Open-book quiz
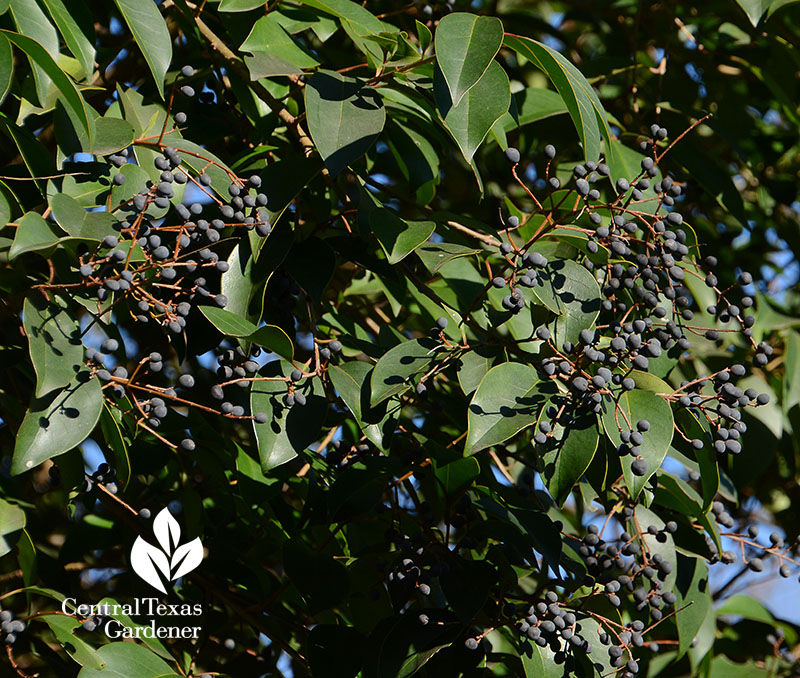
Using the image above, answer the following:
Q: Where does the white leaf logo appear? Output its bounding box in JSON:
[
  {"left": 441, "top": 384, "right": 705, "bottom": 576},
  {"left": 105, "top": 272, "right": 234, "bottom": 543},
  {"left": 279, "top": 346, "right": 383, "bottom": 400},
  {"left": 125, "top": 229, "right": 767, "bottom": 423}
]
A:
[{"left": 130, "top": 508, "right": 204, "bottom": 592}]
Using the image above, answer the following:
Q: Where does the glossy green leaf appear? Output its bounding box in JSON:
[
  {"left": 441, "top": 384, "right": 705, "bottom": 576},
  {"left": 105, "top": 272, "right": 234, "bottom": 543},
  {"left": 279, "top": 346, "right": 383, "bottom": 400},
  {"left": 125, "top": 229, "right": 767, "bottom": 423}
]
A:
[
  {"left": 434, "top": 12, "right": 503, "bottom": 107},
  {"left": 601, "top": 371, "right": 674, "bottom": 498},
  {"left": 635, "top": 505, "right": 677, "bottom": 590},
  {"left": 200, "top": 306, "right": 258, "bottom": 337},
  {"left": 0, "top": 34, "right": 13, "bottom": 104},
  {"left": 434, "top": 59, "right": 510, "bottom": 164},
  {"left": 23, "top": 294, "right": 83, "bottom": 398},
  {"left": 370, "top": 338, "right": 439, "bottom": 406},
  {"left": 219, "top": 0, "right": 265, "bottom": 9},
  {"left": 241, "top": 14, "right": 320, "bottom": 77},
  {"left": 501, "top": 87, "right": 568, "bottom": 132},
  {"left": 784, "top": 330, "right": 800, "bottom": 412},
  {"left": 305, "top": 70, "right": 385, "bottom": 175},
  {"left": 298, "top": 0, "right": 384, "bottom": 37},
  {"left": 9, "top": 211, "right": 63, "bottom": 260},
  {"left": 528, "top": 258, "right": 602, "bottom": 344},
  {"left": 201, "top": 307, "right": 294, "bottom": 361},
  {"left": 0, "top": 497, "right": 25, "bottom": 557},
  {"left": 9, "top": 0, "right": 59, "bottom": 105},
  {"left": 49, "top": 193, "right": 118, "bottom": 240},
  {"left": 456, "top": 346, "right": 503, "bottom": 396},
  {"left": 92, "top": 116, "right": 135, "bottom": 155},
  {"left": 76, "top": 642, "right": 178, "bottom": 677},
  {"left": 41, "top": 0, "right": 95, "bottom": 81},
  {"left": 434, "top": 456, "right": 480, "bottom": 495},
  {"left": 503, "top": 34, "right": 616, "bottom": 164},
  {"left": 329, "top": 361, "right": 396, "bottom": 448},
  {"left": 416, "top": 19, "right": 431, "bottom": 53},
  {"left": 466, "top": 363, "right": 551, "bottom": 455},
  {"left": 369, "top": 208, "right": 434, "bottom": 264},
  {"left": 41, "top": 614, "right": 104, "bottom": 669},
  {"left": 1, "top": 29, "right": 93, "bottom": 144},
  {"left": 248, "top": 325, "right": 294, "bottom": 362},
  {"left": 541, "top": 413, "right": 599, "bottom": 506},
  {"left": 674, "top": 555, "right": 711, "bottom": 657},
  {"left": 251, "top": 361, "right": 327, "bottom": 471},
  {"left": 11, "top": 371, "right": 103, "bottom": 475},
  {"left": 416, "top": 241, "right": 481, "bottom": 274},
  {"left": 112, "top": 0, "right": 172, "bottom": 94}
]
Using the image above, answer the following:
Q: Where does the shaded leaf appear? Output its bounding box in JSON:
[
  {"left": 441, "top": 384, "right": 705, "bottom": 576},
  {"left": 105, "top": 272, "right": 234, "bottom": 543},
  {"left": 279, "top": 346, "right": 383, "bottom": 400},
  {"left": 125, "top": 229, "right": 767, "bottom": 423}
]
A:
[
  {"left": 434, "top": 60, "right": 510, "bottom": 164},
  {"left": 23, "top": 294, "right": 83, "bottom": 398},
  {"left": 466, "top": 363, "right": 551, "bottom": 455},
  {"left": 370, "top": 208, "right": 434, "bottom": 264},
  {"left": 11, "top": 371, "right": 103, "bottom": 475},
  {"left": 251, "top": 361, "right": 327, "bottom": 471},
  {"left": 305, "top": 70, "right": 385, "bottom": 175},
  {"left": 112, "top": 0, "right": 172, "bottom": 94},
  {"left": 434, "top": 12, "right": 503, "bottom": 106}
]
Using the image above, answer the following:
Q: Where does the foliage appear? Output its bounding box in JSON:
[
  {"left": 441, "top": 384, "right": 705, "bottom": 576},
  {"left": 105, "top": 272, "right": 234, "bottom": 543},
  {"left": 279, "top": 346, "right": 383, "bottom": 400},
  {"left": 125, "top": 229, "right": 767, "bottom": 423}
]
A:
[{"left": 1, "top": 0, "right": 800, "bottom": 677}]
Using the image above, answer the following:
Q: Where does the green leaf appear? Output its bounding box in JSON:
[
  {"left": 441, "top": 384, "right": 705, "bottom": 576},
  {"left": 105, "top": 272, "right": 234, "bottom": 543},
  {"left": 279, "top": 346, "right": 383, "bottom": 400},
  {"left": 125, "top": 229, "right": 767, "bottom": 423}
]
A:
[
  {"left": 0, "top": 111, "right": 54, "bottom": 196},
  {"left": 369, "top": 208, "right": 434, "bottom": 264},
  {"left": 541, "top": 413, "right": 599, "bottom": 506},
  {"left": 456, "top": 346, "right": 503, "bottom": 396},
  {"left": 434, "top": 59, "right": 510, "bottom": 164},
  {"left": 200, "top": 306, "right": 258, "bottom": 337},
  {"left": 434, "top": 456, "right": 480, "bottom": 495},
  {"left": 200, "top": 307, "right": 294, "bottom": 361},
  {"left": 434, "top": 12, "right": 503, "bottom": 107},
  {"left": 501, "top": 87, "right": 568, "bottom": 132},
  {"left": 634, "top": 505, "right": 677, "bottom": 590},
  {"left": 329, "top": 362, "right": 396, "bottom": 448},
  {"left": 305, "top": 70, "right": 386, "bottom": 175},
  {"left": 529, "top": 258, "right": 601, "bottom": 344},
  {"left": 674, "top": 555, "right": 711, "bottom": 658},
  {"left": 248, "top": 325, "right": 294, "bottom": 362},
  {"left": 503, "top": 34, "right": 614, "bottom": 163},
  {"left": 9, "top": 211, "right": 63, "bottom": 260},
  {"left": 601, "top": 372, "right": 674, "bottom": 497},
  {"left": 465, "top": 363, "right": 551, "bottom": 455},
  {"left": 40, "top": 0, "right": 95, "bottom": 81},
  {"left": 298, "top": 0, "right": 384, "bottom": 37},
  {"left": 241, "top": 14, "right": 320, "bottom": 77},
  {"left": 735, "top": 0, "right": 770, "bottom": 24},
  {"left": 0, "top": 34, "right": 13, "bottom": 104},
  {"left": 112, "top": 0, "right": 172, "bottom": 94},
  {"left": 783, "top": 330, "right": 800, "bottom": 412},
  {"left": 9, "top": 0, "right": 59, "bottom": 105},
  {"left": 40, "top": 614, "right": 104, "bottom": 669},
  {"left": 416, "top": 20, "right": 431, "bottom": 53},
  {"left": 11, "top": 371, "right": 103, "bottom": 475},
  {"left": 1, "top": 29, "right": 94, "bottom": 144},
  {"left": 49, "top": 193, "right": 118, "bottom": 240},
  {"left": 0, "top": 497, "right": 25, "bottom": 557},
  {"left": 251, "top": 361, "right": 327, "bottom": 471},
  {"left": 23, "top": 294, "right": 83, "bottom": 398},
  {"left": 370, "top": 338, "right": 439, "bottom": 406},
  {"left": 219, "top": 0, "right": 265, "bottom": 9},
  {"left": 416, "top": 241, "right": 481, "bottom": 274},
  {"left": 76, "top": 642, "right": 178, "bottom": 677},
  {"left": 92, "top": 116, "right": 135, "bottom": 155}
]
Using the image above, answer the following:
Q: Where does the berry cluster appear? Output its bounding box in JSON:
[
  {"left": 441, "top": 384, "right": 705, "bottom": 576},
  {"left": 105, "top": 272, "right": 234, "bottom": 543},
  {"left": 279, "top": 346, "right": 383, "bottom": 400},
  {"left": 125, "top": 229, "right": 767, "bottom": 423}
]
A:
[{"left": 0, "top": 610, "right": 25, "bottom": 646}]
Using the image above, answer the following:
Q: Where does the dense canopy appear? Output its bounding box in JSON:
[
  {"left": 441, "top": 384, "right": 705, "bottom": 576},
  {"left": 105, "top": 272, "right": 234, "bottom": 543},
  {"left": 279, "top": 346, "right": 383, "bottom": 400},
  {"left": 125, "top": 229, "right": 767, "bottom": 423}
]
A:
[{"left": 1, "top": 0, "right": 800, "bottom": 677}]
